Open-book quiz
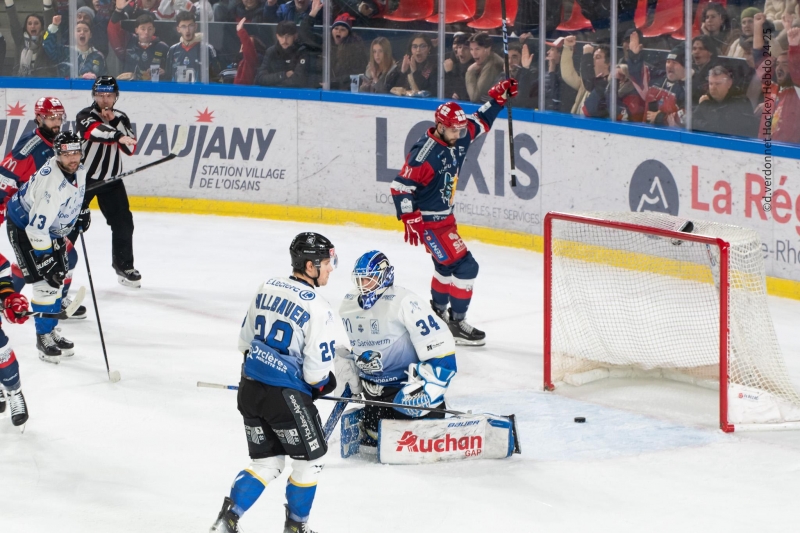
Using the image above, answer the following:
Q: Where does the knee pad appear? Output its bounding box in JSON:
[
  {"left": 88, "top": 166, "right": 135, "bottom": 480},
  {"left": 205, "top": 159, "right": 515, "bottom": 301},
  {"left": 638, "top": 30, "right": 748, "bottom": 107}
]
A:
[
  {"left": 289, "top": 456, "right": 325, "bottom": 486},
  {"left": 245, "top": 456, "right": 285, "bottom": 486},
  {"left": 453, "top": 252, "right": 479, "bottom": 280},
  {"left": 32, "top": 281, "right": 60, "bottom": 305}
]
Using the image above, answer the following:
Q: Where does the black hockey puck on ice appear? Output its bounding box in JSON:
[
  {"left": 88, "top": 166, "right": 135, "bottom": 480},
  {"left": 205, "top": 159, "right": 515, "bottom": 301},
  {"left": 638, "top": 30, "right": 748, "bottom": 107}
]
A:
[{"left": 574, "top": 417, "right": 586, "bottom": 423}]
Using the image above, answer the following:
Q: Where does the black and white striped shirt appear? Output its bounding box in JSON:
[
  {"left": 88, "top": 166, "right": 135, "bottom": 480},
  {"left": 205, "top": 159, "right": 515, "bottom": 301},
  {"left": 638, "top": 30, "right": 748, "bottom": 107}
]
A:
[{"left": 75, "top": 103, "right": 136, "bottom": 182}]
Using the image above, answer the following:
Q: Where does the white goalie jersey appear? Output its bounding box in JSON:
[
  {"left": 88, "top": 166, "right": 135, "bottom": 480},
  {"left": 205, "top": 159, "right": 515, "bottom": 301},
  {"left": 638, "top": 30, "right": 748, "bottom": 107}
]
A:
[{"left": 338, "top": 285, "right": 456, "bottom": 388}]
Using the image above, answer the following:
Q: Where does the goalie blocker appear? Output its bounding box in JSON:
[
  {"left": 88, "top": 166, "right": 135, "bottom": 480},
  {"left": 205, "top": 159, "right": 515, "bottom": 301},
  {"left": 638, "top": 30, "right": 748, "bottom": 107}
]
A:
[{"left": 340, "top": 408, "right": 520, "bottom": 464}]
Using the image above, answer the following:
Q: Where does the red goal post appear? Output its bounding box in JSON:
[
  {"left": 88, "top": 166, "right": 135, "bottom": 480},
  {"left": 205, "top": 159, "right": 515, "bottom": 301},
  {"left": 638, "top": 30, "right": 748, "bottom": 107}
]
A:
[{"left": 543, "top": 211, "right": 800, "bottom": 432}]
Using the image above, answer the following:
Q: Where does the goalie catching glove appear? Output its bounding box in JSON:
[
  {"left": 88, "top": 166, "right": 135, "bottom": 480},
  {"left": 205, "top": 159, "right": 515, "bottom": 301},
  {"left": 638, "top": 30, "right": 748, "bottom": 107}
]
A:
[{"left": 393, "top": 362, "right": 456, "bottom": 417}]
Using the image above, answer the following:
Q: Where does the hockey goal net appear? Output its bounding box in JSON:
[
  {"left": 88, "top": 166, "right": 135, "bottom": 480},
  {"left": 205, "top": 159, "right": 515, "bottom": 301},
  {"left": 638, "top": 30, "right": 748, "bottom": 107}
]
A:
[{"left": 544, "top": 211, "right": 800, "bottom": 431}]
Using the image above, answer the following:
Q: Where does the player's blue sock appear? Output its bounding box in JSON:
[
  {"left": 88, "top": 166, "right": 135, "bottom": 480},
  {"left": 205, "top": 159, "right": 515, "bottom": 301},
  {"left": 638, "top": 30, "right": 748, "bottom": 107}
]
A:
[
  {"left": 32, "top": 301, "right": 60, "bottom": 335},
  {"left": 285, "top": 477, "right": 317, "bottom": 522},
  {"left": 228, "top": 469, "right": 267, "bottom": 516},
  {"left": 0, "top": 329, "right": 20, "bottom": 390}
]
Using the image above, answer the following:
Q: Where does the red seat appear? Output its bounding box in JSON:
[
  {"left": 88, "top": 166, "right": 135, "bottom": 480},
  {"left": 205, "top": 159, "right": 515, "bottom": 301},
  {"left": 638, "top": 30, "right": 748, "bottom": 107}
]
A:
[
  {"left": 634, "top": 0, "right": 648, "bottom": 29},
  {"left": 425, "top": 0, "right": 477, "bottom": 24},
  {"left": 467, "top": 0, "right": 518, "bottom": 29},
  {"left": 383, "top": 0, "right": 435, "bottom": 21},
  {"left": 672, "top": 0, "right": 727, "bottom": 40},
  {"left": 555, "top": 0, "right": 594, "bottom": 32},
  {"left": 640, "top": 0, "right": 683, "bottom": 37}
]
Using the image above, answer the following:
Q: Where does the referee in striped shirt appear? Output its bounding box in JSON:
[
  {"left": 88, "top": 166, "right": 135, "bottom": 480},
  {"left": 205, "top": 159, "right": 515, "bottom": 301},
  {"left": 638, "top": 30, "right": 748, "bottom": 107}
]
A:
[{"left": 72, "top": 76, "right": 142, "bottom": 288}]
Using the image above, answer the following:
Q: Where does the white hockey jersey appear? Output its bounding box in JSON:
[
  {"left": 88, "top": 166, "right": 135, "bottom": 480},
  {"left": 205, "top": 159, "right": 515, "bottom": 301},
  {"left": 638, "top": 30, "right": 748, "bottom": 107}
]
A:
[
  {"left": 338, "top": 285, "right": 456, "bottom": 388},
  {"left": 6, "top": 155, "right": 86, "bottom": 252},
  {"left": 239, "top": 276, "right": 350, "bottom": 394}
]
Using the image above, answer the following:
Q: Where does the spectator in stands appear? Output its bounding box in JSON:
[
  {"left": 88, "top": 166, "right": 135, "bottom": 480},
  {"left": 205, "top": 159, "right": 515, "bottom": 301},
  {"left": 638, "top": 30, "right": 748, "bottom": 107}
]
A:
[
  {"left": 165, "top": 10, "right": 221, "bottom": 81},
  {"left": 392, "top": 33, "right": 437, "bottom": 95},
  {"left": 727, "top": 7, "right": 759, "bottom": 58},
  {"left": 444, "top": 32, "right": 473, "bottom": 101},
  {"left": 692, "top": 36, "right": 719, "bottom": 104},
  {"left": 505, "top": 41, "right": 538, "bottom": 109},
  {"left": 109, "top": 12, "right": 169, "bottom": 80},
  {"left": 466, "top": 32, "right": 503, "bottom": 103},
  {"left": 616, "top": 64, "right": 645, "bottom": 121},
  {"left": 765, "top": 0, "right": 799, "bottom": 33},
  {"left": 561, "top": 36, "right": 611, "bottom": 117},
  {"left": 43, "top": 15, "right": 106, "bottom": 78},
  {"left": 544, "top": 38, "right": 571, "bottom": 112},
  {"left": 693, "top": 66, "right": 758, "bottom": 137},
  {"left": 299, "top": 3, "right": 365, "bottom": 91},
  {"left": 628, "top": 33, "right": 686, "bottom": 126},
  {"left": 215, "top": 0, "right": 265, "bottom": 22},
  {"left": 701, "top": 3, "right": 738, "bottom": 57},
  {"left": 264, "top": 0, "right": 321, "bottom": 25},
  {"left": 752, "top": 24, "right": 800, "bottom": 142},
  {"left": 2, "top": 0, "right": 56, "bottom": 77},
  {"left": 360, "top": 37, "right": 400, "bottom": 94},
  {"left": 255, "top": 20, "right": 308, "bottom": 87},
  {"left": 356, "top": 0, "right": 391, "bottom": 19},
  {"left": 114, "top": 0, "right": 160, "bottom": 19},
  {"left": 158, "top": 0, "right": 213, "bottom": 21},
  {"left": 232, "top": 17, "right": 266, "bottom": 84}
]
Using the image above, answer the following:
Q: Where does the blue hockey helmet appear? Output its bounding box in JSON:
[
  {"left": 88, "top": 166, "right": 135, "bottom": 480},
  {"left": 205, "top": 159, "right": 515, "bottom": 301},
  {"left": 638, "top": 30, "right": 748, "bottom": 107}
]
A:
[{"left": 352, "top": 251, "right": 394, "bottom": 307}]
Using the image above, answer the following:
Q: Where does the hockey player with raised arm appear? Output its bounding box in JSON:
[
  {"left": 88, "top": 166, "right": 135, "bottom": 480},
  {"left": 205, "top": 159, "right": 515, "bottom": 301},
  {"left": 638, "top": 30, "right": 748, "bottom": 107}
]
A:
[
  {"left": 337, "top": 250, "right": 457, "bottom": 445},
  {"left": 6, "top": 131, "right": 89, "bottom": 363},
  {"left": 210, "top": 232, "right": 350, "bottom": 533},
  {"left": 0, "top": 97, "right": 85, "bottom": 320},
  {"left": 390, "top": 78, "right": 518, "bottom": 346}
]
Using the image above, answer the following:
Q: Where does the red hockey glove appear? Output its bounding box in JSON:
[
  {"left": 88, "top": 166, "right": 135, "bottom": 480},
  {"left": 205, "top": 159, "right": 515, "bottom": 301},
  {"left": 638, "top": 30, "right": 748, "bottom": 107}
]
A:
[
  {"left": 3, "top": 292, "right": 29, "bottom": 324},
  {"left": 488, "top": 78, "right": 519, "bottom": 106},
  {"left": 401, "top": 211, "right": 425, "bottom": 246}
]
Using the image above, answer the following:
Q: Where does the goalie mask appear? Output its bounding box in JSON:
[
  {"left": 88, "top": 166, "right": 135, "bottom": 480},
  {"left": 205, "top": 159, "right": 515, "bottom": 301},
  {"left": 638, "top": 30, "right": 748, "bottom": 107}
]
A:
[{"left": 352, "top": 250, "right": 394, "bottom": 310}]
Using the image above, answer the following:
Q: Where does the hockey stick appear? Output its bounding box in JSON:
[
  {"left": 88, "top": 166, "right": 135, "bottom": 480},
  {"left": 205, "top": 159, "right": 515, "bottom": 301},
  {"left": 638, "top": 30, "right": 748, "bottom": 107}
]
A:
[
  {"left": 501, "top": 0, "right": 518, "bottom": 188},
  {"left": 322, "top": 383, "right": 352, "bottom": 441},
  {"left": 79, "top": 232, "right": 120, "bottom": 383},
  {"left": 21, "top": 286, "right": 86, "bottom": 318},
  {"left": 86, "top": 125, "right": 189, "bottom": 193}
]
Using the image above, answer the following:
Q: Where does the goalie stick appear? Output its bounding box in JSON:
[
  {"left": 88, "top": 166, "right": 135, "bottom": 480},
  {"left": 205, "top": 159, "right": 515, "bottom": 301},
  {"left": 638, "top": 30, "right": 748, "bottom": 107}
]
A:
[
  {"left": 197, "top": 381, "right": 521, "bottom": 453},
  {"left": 86, "top": 125, "right": 189, "bottom": 193},
  {"left": 21, "top": 286, "right": 86, "bottom": 318}
]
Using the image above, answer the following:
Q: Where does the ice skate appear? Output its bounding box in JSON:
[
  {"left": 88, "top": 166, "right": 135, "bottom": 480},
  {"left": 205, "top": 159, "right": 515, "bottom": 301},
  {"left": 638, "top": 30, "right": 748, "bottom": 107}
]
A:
[
  {"left": 8, "top": 389, "right": 28, "bottom": 428},
  {"left": 447, "top": 309, "right": 486, "bottom": 346},
  {"left": 58, "top": 296, "right": 87, "bottom": 320},
  {"left": 284, "top": 505, "right": 318, "bottom": 533},
  {"left": 37, "top": 333, "right": 61, "bottom": 364},
  {"left": 113, "top": 263, "right": 142, "bottom": 289},
  {"left": 50, "top": 328, "right": 75, "bottom": 357},
  {"left": 0, "top": 390, "right": 5, "bottom": 415},
  {"left": 209, "top": 497, "right": 240, "bottom": 533}
]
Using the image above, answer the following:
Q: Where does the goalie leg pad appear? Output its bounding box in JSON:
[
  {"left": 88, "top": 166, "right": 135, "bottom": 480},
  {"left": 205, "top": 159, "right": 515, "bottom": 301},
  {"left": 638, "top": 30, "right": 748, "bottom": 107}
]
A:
[{"left": 377, "top": 414, "right": 516, "bottom": 464}]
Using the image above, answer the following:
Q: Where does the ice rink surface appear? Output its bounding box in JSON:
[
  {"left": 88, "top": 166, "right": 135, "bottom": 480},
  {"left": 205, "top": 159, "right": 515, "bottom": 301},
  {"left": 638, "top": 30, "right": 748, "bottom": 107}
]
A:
[{"left": 2, "top": 212, "right": 800, "bottom": 532}]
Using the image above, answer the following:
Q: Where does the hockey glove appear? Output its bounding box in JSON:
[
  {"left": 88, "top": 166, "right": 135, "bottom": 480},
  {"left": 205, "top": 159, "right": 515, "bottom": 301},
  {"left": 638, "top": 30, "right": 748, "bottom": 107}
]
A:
[
  {"left": 401, "top": 211, "right": 424, "bottom": 247},
  {"left": 488, "top": 78, "right": 519, "bottom": 106},
  {"left": 311, "top": 371, "right": 337, "bottom": 401},
  {"left": 76, "top": 207, "right": 91, "bottom": 232},
  {"left": 3, "top": 292, "right": 29, "bottom": 324},
  {"left": 34, "top": 251, "right": 66, "bottom": 289},
  {"left": 393, "top": 362, "right": 455, "bottom": 417}
]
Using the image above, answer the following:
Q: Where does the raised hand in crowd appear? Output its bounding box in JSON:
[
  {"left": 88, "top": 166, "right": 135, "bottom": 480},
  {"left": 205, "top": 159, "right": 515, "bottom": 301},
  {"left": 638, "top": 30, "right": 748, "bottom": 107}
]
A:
[
  {"left": 401, "top": 53, "right": 411, "bottom": 73},
  {"left": 583, "top": 43, "right": 594, "bottom": 55},
  {"left": 52, "top": 14, "right": 61, "bottom": 26},
  {"left": 521, "top": 44, "right": 533, "bottom": 69},
  {"left": 443, "top": 57, "right": 454, "bottom": 73},
  {"left": 782, "top": 11, "right": 796, "bottom": 32},
  {"left": 564, "top": 35, "right": 576, "bottom": 49},
  {"left": 115, "top": 0, "right": 127, "bottom": 12},
  {"left": 267, "top": 0, "right": 278, "bottom": 5},
  {"left": 789, "top": 26, "right": 800, "bottom": 46},
  {"left": 629, "top": 29, "right": 642, "bottom": 55},
  {"left": 309, "top": 0, "right": 322, "bottom": 18}
]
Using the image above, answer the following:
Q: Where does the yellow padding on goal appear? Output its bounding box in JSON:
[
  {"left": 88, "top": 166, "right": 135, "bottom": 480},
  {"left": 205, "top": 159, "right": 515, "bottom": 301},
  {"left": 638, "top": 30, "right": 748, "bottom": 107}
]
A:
[{"left": 85, "top": 196, "right": 800, "bottom": 301}]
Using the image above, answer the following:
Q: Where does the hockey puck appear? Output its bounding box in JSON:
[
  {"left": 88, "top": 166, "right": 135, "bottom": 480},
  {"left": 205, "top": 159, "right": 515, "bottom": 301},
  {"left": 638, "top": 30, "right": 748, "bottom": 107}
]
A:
[
  {"left": 574, "top": 417, "right": 586, "bottom": 423},
  {"left": 109, "top": 370, "right": 121, "bottom": 383}
]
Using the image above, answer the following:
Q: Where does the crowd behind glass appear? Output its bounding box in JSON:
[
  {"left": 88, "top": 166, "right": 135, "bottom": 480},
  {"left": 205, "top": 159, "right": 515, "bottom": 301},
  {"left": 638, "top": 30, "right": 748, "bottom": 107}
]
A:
[{"left": 2, "top": 0, "right": 796, "bottom": 142}]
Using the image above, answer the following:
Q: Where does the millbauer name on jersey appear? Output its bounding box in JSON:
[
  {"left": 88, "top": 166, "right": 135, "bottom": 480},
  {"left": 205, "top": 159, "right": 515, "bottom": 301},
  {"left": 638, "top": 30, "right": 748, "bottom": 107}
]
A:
[
  {"left": 6, "top": 156, "right": 86, "bottom": 252},
  {"left": 339, "top": 285, "right": 456, "bottom": 387},
  {"left": 239, "top": 276, "right": 350, "bottom": 395}
]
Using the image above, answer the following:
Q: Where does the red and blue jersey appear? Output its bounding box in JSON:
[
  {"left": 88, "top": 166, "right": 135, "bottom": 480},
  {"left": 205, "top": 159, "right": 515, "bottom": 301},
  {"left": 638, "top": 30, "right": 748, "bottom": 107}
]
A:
[
  {"left": 0, "top": 130, "right": 54, "bottom": 205},
  {"left": 390, "top": 99, "right": 502, "bottom": 223}
]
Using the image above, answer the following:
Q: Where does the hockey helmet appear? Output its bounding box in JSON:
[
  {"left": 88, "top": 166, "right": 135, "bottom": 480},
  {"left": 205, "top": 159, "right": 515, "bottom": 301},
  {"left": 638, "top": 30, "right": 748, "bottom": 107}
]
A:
[
  {"left": 34, "top": 97, "right": 66, "bottom": 119},
  {"left": 352, "top": 250, "right": 394, "bottom": 309},
  {"left": 92, "top": 76, "right": 120, "bottom": 95},
  {"left": 290, "top": 232, "right": 338, "bottom": 273},
  {"left": 54, "top": 131, "right": 83, "bottom": 156},
  {"left": 434, "top": 102, "right": 468, "bottom": 138}
]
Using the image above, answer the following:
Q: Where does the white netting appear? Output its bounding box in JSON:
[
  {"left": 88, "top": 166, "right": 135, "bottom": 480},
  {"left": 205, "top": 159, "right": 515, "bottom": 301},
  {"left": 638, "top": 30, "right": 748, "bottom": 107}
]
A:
[{"left": 548, "top": 212, "right": 800, "bottom": 424}]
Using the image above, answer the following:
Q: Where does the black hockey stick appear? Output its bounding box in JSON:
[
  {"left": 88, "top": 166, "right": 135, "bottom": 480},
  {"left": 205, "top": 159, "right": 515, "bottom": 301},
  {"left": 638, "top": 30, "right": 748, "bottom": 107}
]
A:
[
  {"left": 80, "top": 231, "right": 120, "bottom": 383},
  {"left": 86, "top": 125, "right": 189, "bottom": 193},
  {"left": 20, "top": 286, "right": 86, "bottom": 318},
  {"left": 501, "top": 0, "right": 518, "bottom": 188}
]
